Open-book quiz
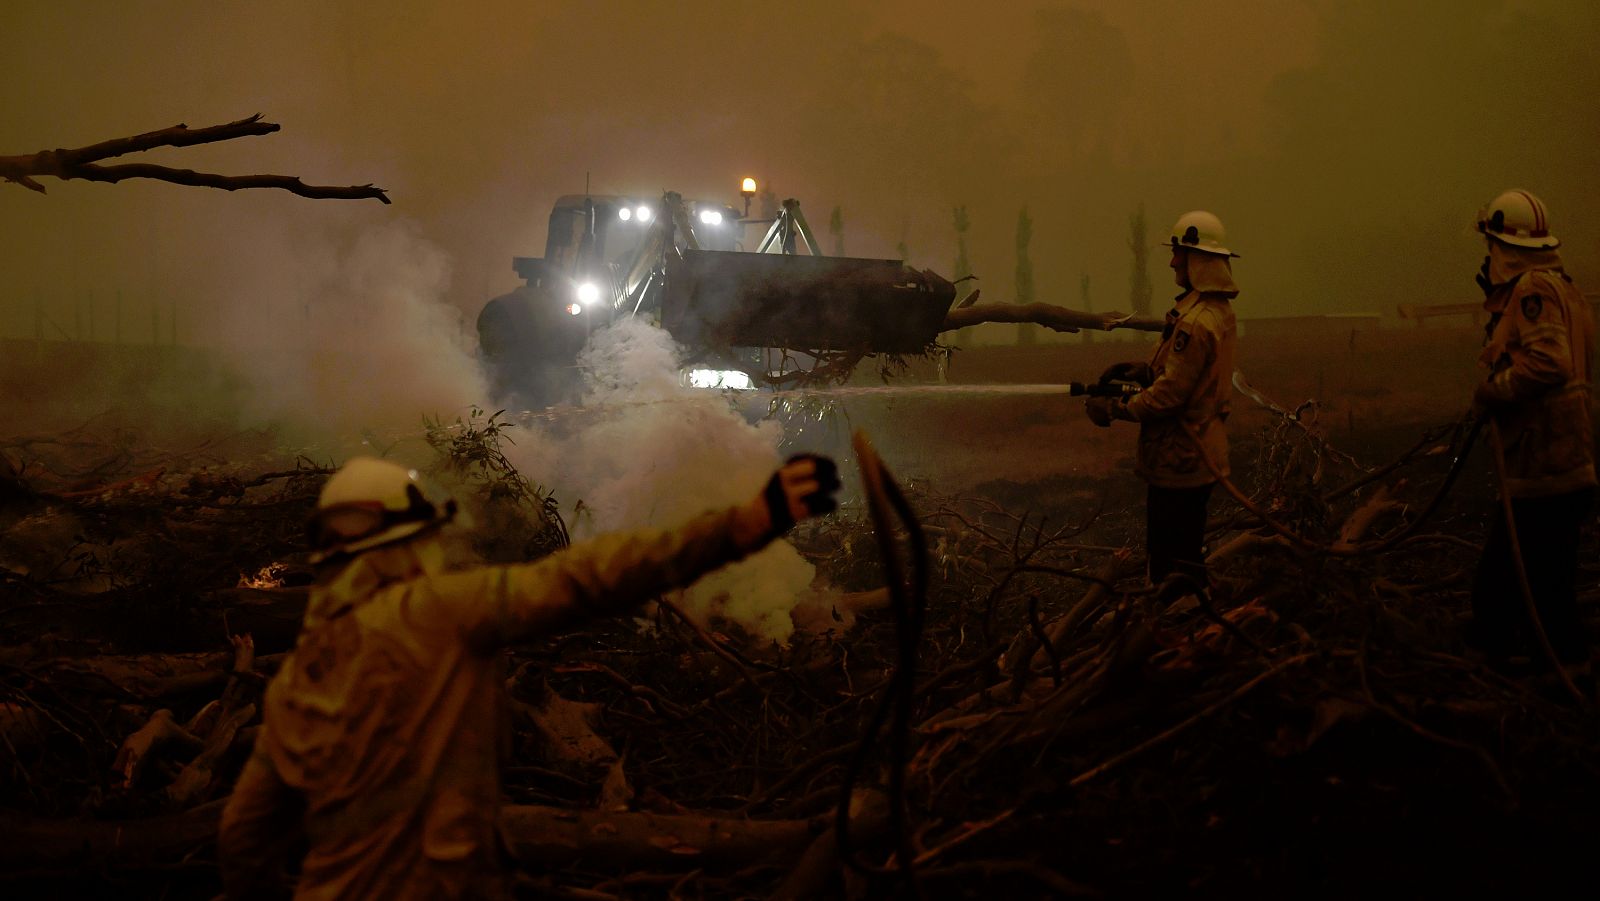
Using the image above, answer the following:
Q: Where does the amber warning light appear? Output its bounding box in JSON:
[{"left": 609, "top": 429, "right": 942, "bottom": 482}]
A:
[{"left": 739, "top": 177, "right": 758, "bottom": 216}]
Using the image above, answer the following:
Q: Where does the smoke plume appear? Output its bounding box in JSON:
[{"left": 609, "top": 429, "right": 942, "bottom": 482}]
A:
[
  {"left": 209, "top": 219, "right": 487, "bottom": 435},
  {"left": 504, "top": 318, "right": 818, "bottom": 645}
]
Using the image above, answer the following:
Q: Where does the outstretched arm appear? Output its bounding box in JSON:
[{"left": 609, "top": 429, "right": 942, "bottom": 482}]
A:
[{"left": 446, "top": 456, "right": 841, "bottom": 651}]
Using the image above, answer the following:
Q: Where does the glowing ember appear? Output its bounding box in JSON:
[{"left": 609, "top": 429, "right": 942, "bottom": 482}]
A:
[{"left": 238, "top": 562, "right": 287, "bottom": 589}]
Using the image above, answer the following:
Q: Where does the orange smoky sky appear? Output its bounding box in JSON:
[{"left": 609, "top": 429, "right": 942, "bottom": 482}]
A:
[{"left": 1, "top": 0, "right": 1595, "bottom": 344}]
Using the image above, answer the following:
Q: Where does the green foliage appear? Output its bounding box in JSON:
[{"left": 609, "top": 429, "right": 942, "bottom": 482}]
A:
[{"left": 424, "top": 407, "right": 568, "bottom": 564}]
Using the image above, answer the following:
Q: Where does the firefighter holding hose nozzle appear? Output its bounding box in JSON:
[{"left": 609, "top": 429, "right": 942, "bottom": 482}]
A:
[
  {"left": 219, "top": 454, "right": 841, "bottom": 900},
  {"left": 1083, "top": 210, "right": 1240, "bottom": 590},
  {"left": 1466, "top": 189, "right": 1595, "bottom": 672}
]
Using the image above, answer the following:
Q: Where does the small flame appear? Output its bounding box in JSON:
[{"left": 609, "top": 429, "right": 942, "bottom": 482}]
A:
[{"left": 239, "top": 562, "right": 287, "bottom": 589}]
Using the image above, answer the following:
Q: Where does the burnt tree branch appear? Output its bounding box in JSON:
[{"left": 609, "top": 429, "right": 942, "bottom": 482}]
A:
[
  {"left": 941, "top": 303, "right": 1163, "bottom": 335},
  {"left": 0, "top": 114, "right": 389, "bottom": 203}
]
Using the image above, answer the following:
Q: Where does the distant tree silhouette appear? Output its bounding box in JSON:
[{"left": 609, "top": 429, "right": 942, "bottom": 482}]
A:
[
  {"left": 828, "top": 206, "right": 845, "bottom": 256},
  {"left": 1128, "top": 203, "right": 1152, "bottom": 317},
  {"left": 951, "top": 205, "right": 973, "bottom": 346},
  {"left": 1081, "top": 275, "right": 1097, "bottom": 344},
  {"left": 1014, "top": 207, "right": 1037, "bottom": 346},
  {"left": 952, "top": 205, "right": 971, "bottom": 281}
]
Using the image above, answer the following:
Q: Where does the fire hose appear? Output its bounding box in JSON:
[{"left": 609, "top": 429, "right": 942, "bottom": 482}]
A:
[
  {"left": 1486, "top": 422, "right": 1587, "bottom": 704},
  {"left": 1185, "top": 415, "right": 1484, "bottom": 558},
  {"left": 1064, "top": 380, "right": 1144, "bottom": 399},
  {"left": 1084, "top": 377, "right": 1581, "bottom": 703},
  {"left": 836, "top": 430, "right": 929, "bottom": 888},
  {"left": 1169, "top": 414, "right": 1585, "bottom": 703},
  {"left": 1071, "top": 377, "right": 1482, "bottom": 558}
]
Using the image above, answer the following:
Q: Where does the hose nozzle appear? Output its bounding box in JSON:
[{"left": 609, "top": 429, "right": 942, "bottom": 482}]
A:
[{"left": 1066, "top": 381, "right": 1143, "bottom": 398}]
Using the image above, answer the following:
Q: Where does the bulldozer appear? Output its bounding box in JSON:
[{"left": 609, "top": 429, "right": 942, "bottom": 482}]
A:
[{"left": 476, "top": 180, "right": 957, "bottom": 407}]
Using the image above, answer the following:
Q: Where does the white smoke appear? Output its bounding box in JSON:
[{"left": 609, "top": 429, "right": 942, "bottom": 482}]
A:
[
  {"left": 210, "top": 219, "right": 486, "bottom": 434},
  {"left": 198, "top": 214, "right": 819, "bottom": 642},
  {"left": 505, "top": 318, "right": 819, "bottom": 645}
]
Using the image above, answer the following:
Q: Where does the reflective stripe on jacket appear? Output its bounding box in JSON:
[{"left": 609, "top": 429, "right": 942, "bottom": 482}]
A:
[{"left": 1479, "top": 269, "right": 1596, "bottom": 498}]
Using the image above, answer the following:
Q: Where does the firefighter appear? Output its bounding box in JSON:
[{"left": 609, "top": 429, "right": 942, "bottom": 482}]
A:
[
  {"left": 1085, "top": 210, "right": 1239, "bottom": 589},
  {"left": 219, "top": 454, "right": 841, "bottom": 900},
  {"left": 1467, "top": 189, "right": 1595, "bottom": 668}
]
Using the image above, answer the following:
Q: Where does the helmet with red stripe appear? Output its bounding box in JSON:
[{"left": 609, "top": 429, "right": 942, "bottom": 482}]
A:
[{"left": 1477, "top": 189, "right": 1560, "bottom": 250}]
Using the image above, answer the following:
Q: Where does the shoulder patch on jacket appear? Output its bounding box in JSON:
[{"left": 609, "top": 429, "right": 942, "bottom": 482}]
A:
[
  {"left": 1521, "top": 294, "right": 1543, "bottom": 321},
  {"left": 1173, "top": 329, "right": 1191, "bottom": 352}
]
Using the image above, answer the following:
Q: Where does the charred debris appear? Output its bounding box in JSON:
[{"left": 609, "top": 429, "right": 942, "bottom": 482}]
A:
[{"left": 1, "top": 395, "right": 1597, "bottom": 899}]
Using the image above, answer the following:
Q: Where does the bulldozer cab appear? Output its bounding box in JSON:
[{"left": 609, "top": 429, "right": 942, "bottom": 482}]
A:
[
  {"left": 516, "top": 194, "right": 743, "bottom": 307},
  {"left": 482, "top": 188, "right": 957, "bottom": 407}
]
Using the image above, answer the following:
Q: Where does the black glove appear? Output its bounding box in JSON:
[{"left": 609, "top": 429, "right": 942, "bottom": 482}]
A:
[
  {"left": 1085, "top": 396, "right": 1116, "bottom": 427},
  {"left": 1099, "top": 361, "right": 1154, "bottom": 387},
  {"left": 762, "top": 454, "right": 841, "bottom": 539}
]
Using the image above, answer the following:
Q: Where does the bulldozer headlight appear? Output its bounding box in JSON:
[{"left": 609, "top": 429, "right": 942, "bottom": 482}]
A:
[
  {"left": 564, "top": 303, "right": 582, "bottom": 316},
  {"left": 575, "top": 282, "right": 601, "bottom": 305},
  {"left": 635, "top": 205, "right": 653, "bottom": 222},
  {"left": 618, "top": 207, "right": 632, "bottom": 221},
  {"left": 688, "top": 369, "right": 754, "bottom": 390},
  {"left": 698, "top": 209, "right": 723, "bottom": 226}
]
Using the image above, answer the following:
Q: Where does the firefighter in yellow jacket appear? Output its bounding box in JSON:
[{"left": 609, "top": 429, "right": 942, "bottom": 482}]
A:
[
  {"left": 219, "top": 454, "right": 840, "bottom": 900},
  {"left": 1468, "top": 189, "right": 1596, "bottom": 667},
  {"left": 1086, "top": 210, "right": 1239, "bottom": 588}
]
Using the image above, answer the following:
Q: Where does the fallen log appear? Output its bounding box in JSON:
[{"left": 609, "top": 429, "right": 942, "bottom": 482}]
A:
[
  {"left": 165, "top": 703, "right": 256, "bottom": 808},
  {"left": 209, "top": 586, "right": 310, "bottom": 652},
  {"left": 25, "top": 649, "right": 286, "bottom": 701},
  {"left": 0, "top": 799, "right": 231, "bottom": 871},
  {"left": 111, "top": 708, "right": 203, "bottom": 789},
  {"left": 499, "top": 805, "right": 825, "bottom": 870},
  {"left": 770, "top": 789, "right": 890, "bottom": 901},
  {"left": 1333, "top": 481, "right": 1404, "bottom": 551},
  {"left": 0, "top": 801, "right": 830, "bottom": 874}
]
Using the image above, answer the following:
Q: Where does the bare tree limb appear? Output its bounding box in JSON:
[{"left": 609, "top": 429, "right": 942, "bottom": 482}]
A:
[
  {"left": 941, "top": 303, "right": 1163, "bottom": 335},
  {"left": 0, "top": 114, "right": 389, "bottom": 203}
]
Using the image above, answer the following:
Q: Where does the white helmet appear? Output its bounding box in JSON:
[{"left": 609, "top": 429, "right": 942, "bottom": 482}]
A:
[
  {"left": 1167, "top": 210, "right": 1238, "bottom": 258},
  {"left": 1477, "top": 189, "right": 1560, "bottom": 249},
  {"left": 307, "top": 457, "right": 457, "bottom": 563}
]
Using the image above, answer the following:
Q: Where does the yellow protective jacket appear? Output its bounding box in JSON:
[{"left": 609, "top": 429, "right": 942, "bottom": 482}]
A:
[
  {"left": 1478, "top": 257, "right": 1596, "bottom": 499},
  {"left": 219, "top": 507, "right": 748, "bottom": 901},
  {"left": 1116, "top": 284, "right": 1238, "bottom": 488}
]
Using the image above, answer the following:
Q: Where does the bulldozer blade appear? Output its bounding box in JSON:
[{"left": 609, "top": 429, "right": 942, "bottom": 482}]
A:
[{"left": 661, "top": 250, "right": 956, "bottom": 354}]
